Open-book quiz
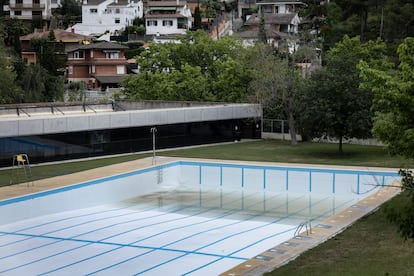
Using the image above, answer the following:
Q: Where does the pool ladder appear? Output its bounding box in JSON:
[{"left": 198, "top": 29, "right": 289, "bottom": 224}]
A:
[{"left": 294, "top": 220, "right": 312, "bottom": 237}]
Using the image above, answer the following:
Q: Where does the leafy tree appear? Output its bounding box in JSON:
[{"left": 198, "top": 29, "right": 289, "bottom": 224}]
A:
[
  {"left": 322, "top": 0, "right": 414, "bottom": 55},
  {"left": 0, "top": 24, "right": 24, "bottom": 103},
  {"left": 258, "top": 13, "right": 267, "bottom": 44},
  {"left": 122, "top": 64, "right": 211, "bottom": 101},
  {"left": 30, "top": 33, "right": 67, "bottom": 76},
  {"left": 212, "top": 57, "right": 252, "bottom": 102},
  {"left": 361, "top": 38, "right": 414, "bottom": 241},
  {"left": 382, "top": 0, "right": 414, "bottom": 53},
  {"left": 15, "top": 62, "right": 64, "bottom": 102},
  {"left": 53, "top": 0, "right": 82, "bottom": 28},
  {"left": 358, "top": 37, "right": 414, "bottom": 158},
  {"left": 122, "top": 30, "right": 249, "bottom": 103},
  {"left": 193, "top": 6, "right": 203, "bottom": 30},
  {"left": 66, "top": 81, "right": 86, "bottom": 101},
  {"left": 298, "top": 36, "right": 387, "bottom": 152},
  {"left": 202, "top": 0, "right": 222, "bottom": 32},
  {"left": 246, "top": 44, "right": 301, "bottom": 144},
  {"left": 2, "top": 18, "right": 30, "bottom": 55}
]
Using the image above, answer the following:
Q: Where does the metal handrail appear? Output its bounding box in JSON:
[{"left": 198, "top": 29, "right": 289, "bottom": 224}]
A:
[{"left": 294, "top": 220, "right": 312, "bottom": 237}]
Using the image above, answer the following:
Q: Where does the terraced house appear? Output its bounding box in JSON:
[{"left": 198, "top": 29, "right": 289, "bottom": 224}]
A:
[
  {"left": 145, "top": 0, "right": 192, "bottom": 37},
  {"left": 66, "top": 41, "right": 128, "bottom": 90}
]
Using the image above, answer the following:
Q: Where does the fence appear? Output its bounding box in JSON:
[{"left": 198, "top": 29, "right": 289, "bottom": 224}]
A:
[{"left": 262, "top": 119, "right": 290, "bottom": 134}]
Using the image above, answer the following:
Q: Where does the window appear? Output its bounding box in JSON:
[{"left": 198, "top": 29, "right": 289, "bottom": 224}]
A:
[
  {"left": 14, "top": 10, "right": 22, "bottom": 15},
  {"left": 90, "top": 8, "right": 97, "bottom": 13},
  {"left": 90, "top": 50, "right": 93, "bottom": 58},
  {"left": 33, "top": 0, "right": 40, "bottom": 4},
  {"left": 74, "top": 50, "right": 84, "bottom": 59},
  {"left": 68, "top": 66, "right": 73, "bottom": 74},
  {"left": 147, "top": 20, "right": 157, "bottom": 27},
  {"left": 105, "top": 52, "right": 119, "bottom": 59},
  {"left": 115, "top": 18, "right": 120, "bottom": 24},
  {"left": 117, "top": 65, "right": 125, "bottom": 74},
  {"left": 115, "top": 8, "right": 120, "bottom": 13},
  {"left": 162, "top": 20, "right": 173, "bottom": 27},
  {"left": 16, "top": 0, "right": 22, "bottom": 4},
  {"left": 32, "top": 10, "right": 42, "bottom": 16},
  {"left": 90, "top": 65, "right": 96, "bottom": 73}
]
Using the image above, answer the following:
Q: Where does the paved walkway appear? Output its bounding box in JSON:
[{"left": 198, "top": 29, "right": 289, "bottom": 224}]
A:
[{"left": 0, "top": 157, "right": 401, "bottom": 275}]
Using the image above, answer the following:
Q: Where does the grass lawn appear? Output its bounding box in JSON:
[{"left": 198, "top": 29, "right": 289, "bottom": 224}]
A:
[{"left": 0, "top": 139, "right": 413, "bottom": 275}]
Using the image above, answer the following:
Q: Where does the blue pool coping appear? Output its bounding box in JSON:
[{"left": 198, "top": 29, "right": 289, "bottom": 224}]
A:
[{"left": 0, "top": 160, "right": 400, "bottom": 207}]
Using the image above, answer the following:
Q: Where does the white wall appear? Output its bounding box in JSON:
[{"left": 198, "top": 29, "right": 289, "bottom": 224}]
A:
[
  {"left": 0, "top": 161, "right": 399, "bottom": 225},
  {"left": 0, "top": 104, "right": 262, "bottom": 138}
]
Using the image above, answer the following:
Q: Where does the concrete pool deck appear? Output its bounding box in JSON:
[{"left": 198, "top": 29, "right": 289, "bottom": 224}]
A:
[{"left": 0, "top": 157, "right": 401, "bottom": 275}]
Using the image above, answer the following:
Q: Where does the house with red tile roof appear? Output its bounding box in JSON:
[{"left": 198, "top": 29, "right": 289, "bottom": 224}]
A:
[
  {"left": 20, "top": 29, "right": 93, "bottom": 64},
  {"left": 66, "top": 41, "right": 129, "bottom": 90}
]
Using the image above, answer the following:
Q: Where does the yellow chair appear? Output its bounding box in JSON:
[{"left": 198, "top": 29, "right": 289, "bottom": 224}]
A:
[{"left": 16, "top": 154, "right": 26, "bottom": 164}]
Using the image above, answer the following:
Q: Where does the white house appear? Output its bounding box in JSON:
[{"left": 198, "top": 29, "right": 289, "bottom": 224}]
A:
[
  {"left": 145, "top": 1, "right": 192, "bottom": 36},
  {"left": 68, "top": 0, "right": 143, "bottom": 36},
  {"left": 257, "top": 0, "right": 305, "bottom": 15},
  {"left": 5, "top": 0, "right": 61, "bottom": 20}
]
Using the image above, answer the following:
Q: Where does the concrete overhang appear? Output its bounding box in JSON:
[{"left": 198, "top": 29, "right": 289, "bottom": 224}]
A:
[{"left": 0, "top": 101, "right": 262, "bottom": 138}]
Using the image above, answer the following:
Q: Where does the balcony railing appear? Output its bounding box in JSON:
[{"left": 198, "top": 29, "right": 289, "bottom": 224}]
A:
[{"left": 9, "top": 3, "right": 45, "bottom": 9}]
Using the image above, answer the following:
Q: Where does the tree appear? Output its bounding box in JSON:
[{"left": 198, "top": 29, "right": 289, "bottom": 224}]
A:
[
  {"left": 0, "top": 62, "right": 24, "bottom": 103},
  {"left": 0, "top": 24, "right": 24, "bottom": 103},
  {"left": 359, "top": 37, "right": 414, "bottom": 158},
  {"left": 298, "top": 36, "right": 387, "bottom": 152},
  {"left": 2, "top": 18, "right": 30, "bottom": 55},
  {"left": 30, "top": 33, "right": 67, "bottom": 76},
  {"left": 322, "top": 0, "right": 414, "bottom": 56},
  {"left": 53, "top": 0, "right": 82, "bottom": 28},
  {"left": 359, "top": 38, "right": 414, "bottom": 242},
  {"left": 258, "top": 13, "right": 267, "bottom": 44},
  {"left": 202, "top": 0, "right": 222, "bottom": 33},
  {"left": 246, "top": 44, "right": 301, "bottom": 144},
  {"left": 15, "top": 62, "right": 64, "bottom": 102},
  {"left": 122, "top": 30, "right": 250, "bottom": 103},
  {"left": 193, "top": 6, "right": 203, "bottom": 30}
]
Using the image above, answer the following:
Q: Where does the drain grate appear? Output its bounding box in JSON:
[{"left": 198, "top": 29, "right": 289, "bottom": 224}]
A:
[
  {"left": 268, "top": 248, "right": 286, "bottom": 254},
  {"left": 315, "top": 224, "right": 332, "bottom": 229}
]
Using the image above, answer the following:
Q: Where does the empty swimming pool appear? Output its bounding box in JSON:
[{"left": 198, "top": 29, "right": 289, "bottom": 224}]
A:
[{"left": 0, "top": 160, "right": 399, "bottom": 275}]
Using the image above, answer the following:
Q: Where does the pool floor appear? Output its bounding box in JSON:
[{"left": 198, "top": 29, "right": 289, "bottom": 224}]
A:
[{"left": 0, "top": 188, "right": 357, "bottom": 275}]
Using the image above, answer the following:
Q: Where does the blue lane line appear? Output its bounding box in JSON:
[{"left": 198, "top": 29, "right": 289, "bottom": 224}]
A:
[
  {"left": 0, "top": 231, "right": 247, "bottom": 272},
  {"left": 0, "top": 201, "right": 202, "bottom": 260},
  {"left": 0, "top": 189, "right": 249, "bottom": 273},
  {"left": 0, "top": 161, "right": 399, "bottom": 208},
  {"left": 183, "top": 196, "right": 356, "bottom": 276},
  {"left": 59, "top": 192, "right": 291, "bottom": 275},
  {"left": 0, "top": 204, "right": 150, "bottom": 247},
  {"left": 133, "top": 195, "right": 331, "bottom": 276},
  {"left": 75, "top": 191, "right": 283, "bottom": 275},
  {"left": 179, "top": 160, "right": 400, "bottom": 177},
  {"left": 0, "top": 205, "right": 190, "bottom": 265},
  {"left": 1, "top": 191, "right": 331, "bottom": 275},
  {"left": 0, "top": 200, "right": 186, "bottom": 249},
  {"left": 3, "top": 206, "right": 249, "bottom": 275},
  {"left": 0, "top": 161, "right": 181, "bottom": 207},
  {"left": 182, "top": 226, "right": 298, "bottom": 276},
  {"left": 0, "top": 160, "right": 398, "bottom": 274}
]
